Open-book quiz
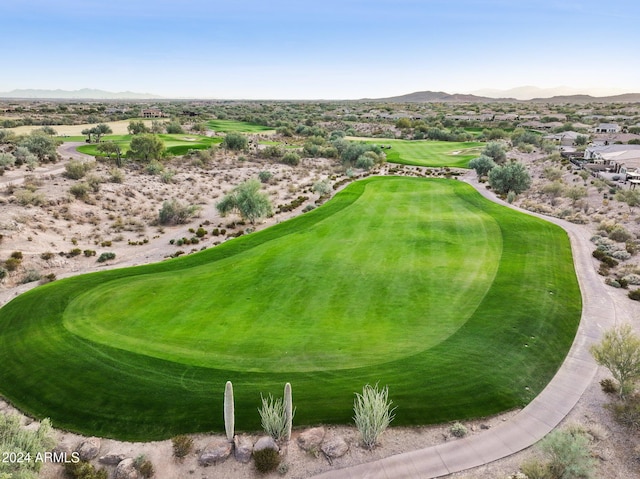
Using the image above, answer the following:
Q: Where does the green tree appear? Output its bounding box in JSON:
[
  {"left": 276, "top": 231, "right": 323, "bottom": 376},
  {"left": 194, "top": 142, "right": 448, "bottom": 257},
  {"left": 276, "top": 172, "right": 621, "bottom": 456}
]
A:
[
  {"left": 564, "top": 186, "right": 587, "bottom": 205},
  {"left": 97, "top": 141, "right": 123, "bottom": 167},
  {"left": 128, "top": 120, "right": 149, "bottom": 135},
  {"left": 19, "top": 131, "right": 59, "bottom": 162},
  {"left": 591, "top": 324, "right": 640, "bottom": 398},
  {"left": 165, "top": 121, "right": 184, "bottom": 134},
  {"left": 488, "top": 161, "right": 532, "bottom": 195},
  {"left": 615, "top": 189, "right": 640, "bottom": 212},
  {"left": 222, "top": 132, "right": 248, "bottom": 151},
  {"left": 81, "top": 128, "right": 94, "bottom": 143},
  {"left": 216, "top": 179, "right": 273, "bottom": 224},
  {"left": 482, "top": 142, "right": 507, "bottom": 164},
  {"left": 128, "top": 134, "right": 165, "bottom": 162},
  {"left": 468, "top": 155, "right": 496, "bottom": 177},
  {"left": 93, "top": 123, "right": 112, "bottom": 142}
]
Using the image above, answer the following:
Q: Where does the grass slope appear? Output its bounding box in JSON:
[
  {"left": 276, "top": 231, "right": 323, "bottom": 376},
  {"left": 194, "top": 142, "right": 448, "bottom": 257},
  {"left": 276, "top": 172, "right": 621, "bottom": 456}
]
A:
[
  {"left": 349, "top": 138, "right": 483, "bottom": 168},
  {"left": 0, "top": 178, "right": 580, "bottom": 441},
  {"left": 77, "top": 134, "right": 222, "bottom": 157}
]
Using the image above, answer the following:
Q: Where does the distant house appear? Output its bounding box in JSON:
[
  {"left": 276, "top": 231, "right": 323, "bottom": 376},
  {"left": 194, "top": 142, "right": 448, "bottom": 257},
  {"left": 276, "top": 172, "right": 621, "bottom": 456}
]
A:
[
  {"left": 543, "top": 131, "right": 584, "bottom": 147},
  {"left": 594, "top": 123, "right": 620, "bottom": 133},
  {"left": 140, "top": 108, "right": 165, "bottom": 118},
  {"left": 584, "top": 144, "right": 640, "bottom": 177}
]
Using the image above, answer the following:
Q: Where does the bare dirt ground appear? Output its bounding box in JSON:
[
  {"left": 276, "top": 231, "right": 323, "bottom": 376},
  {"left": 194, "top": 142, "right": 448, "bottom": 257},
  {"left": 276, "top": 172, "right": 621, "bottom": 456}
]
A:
[{"left": 1, "top": 143, "right": 639, "bottom": 478}]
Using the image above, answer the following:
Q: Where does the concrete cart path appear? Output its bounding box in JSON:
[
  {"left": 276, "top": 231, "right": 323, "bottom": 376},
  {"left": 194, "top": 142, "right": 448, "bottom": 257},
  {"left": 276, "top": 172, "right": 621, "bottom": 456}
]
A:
[{"left": 312, "top": 175, "right": 617, "bottom": 479}]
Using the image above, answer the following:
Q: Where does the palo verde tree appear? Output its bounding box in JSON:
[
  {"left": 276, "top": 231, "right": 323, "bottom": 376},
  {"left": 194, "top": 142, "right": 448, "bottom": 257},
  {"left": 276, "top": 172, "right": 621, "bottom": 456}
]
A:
[
  {"left": 128, "top": 134, "right": 165, "bottom": 162},
  {"left": 97, "top": 141, "right": 123, "bottom": 167},
  {"left": 216, "top": 179, "right": 273, "bottom": 224},
  {"left": 128, "top": 120, "right": 149, "bottom": 135},
  {"left": 590, "top": 323, "right": 640, "bottom": 398},
  {"left": 19, "top": 130, "right": 59, "bottom": 163},
  {"left": 488, "top": 161, "right": 532, "bottom": 195}
]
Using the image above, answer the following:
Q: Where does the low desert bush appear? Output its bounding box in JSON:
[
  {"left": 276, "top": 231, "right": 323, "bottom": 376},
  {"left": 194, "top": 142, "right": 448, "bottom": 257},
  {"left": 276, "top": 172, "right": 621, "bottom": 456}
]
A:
[
  {"left": 449, "top": 422, "right": 468, "bottom": 438},
  {"left": 629, "top": 289, "right": 640, "bottom": 301},
  {"left": 606, "top": 394, "right": 640, "bottom": 429},
  {"left": 258, "top": 170, "right": 273, "bottom": 183},
  {"left": 353, "top": 383, "right": 396, "bottom": 449},
  {"left": 171, "top": 435, "right": 193, "bottom": 460},
  {"left": 108, "top": 168, "right": 124, "bottom": 183},
  {"left": 0, "top": 414, "right": 55, "bottom": 479},
  {"left": 64, "top": 461, "right": 108, "bottom": 479},
  {"left": 609, "top": 226, "right": 633, "bottom": 243},
  {"left": 253, "top": 447, "right": 280, "bottom": 474},
  {"left": 4, "top": 257, "right": 21, "bottom": 271},
  {"left": 64, "top": 160, "right": 94, "bottom": 180},
  {"left": 14, "top": 188, "right": 46, "bottom": 206},
  {"left": 20, "top": 269, "right": 41, "bottom": 284},
  {"left": 158, "top": 199, "right": 199, "bottom": 225},
  {"left": 539, "top": 428, "right": 596, "bottom": 479},
  {"left": 97, "top": 252, "right": 116, "bottom": 263},
  {"left": 258, "top": 394, "right": 287, "bottom": 441},
  {"left": 69, "top": 182, "right": 90, "bottom": 200},
  {"left": 280, "top": 152, "right": 300, "bottom": 166}
]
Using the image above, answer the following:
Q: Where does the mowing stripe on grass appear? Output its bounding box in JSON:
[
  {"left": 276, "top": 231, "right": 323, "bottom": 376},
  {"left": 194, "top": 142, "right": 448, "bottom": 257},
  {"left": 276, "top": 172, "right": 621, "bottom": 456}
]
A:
[{"left": 0, "top": 178, "right": 580, "bottom": 441}]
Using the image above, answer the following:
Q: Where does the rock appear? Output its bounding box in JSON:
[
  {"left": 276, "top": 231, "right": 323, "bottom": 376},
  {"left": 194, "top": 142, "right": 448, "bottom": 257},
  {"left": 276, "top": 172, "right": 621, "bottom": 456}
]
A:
[
  {"left": 115, "top": 458, "right": 138, "bottom": 479},
  {"left": 254, "top": 436, "right": 279, "bottom": 452},
  {"left": 99, "top": 452, "right": 127, "bottom": 465},
  {"left": 480, "top": 424, "right": 490, "bottom": 430},
  {"left": 234, "top": 435, "right": 253, "bottom": 463},
  {"left": 198, "top": 439, "right": 233, "bottom": 466},
  {"left": 297, "top": 427, "right": 325, "bottom": 451},
  {"left": 51, "top": 444, "right": 72, "bottom": 463},
  {"left": 75, "top": 437, "right": 100, "bottom": 461},
  {"left": 321, "top": 435, "right": 349, "bottom": 458}
]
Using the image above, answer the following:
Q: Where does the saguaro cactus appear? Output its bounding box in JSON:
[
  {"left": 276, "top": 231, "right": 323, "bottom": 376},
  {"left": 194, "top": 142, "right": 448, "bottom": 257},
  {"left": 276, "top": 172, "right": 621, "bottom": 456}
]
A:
[
  {"left": 284, "top": 382, "right": 293, "bottom": 441},
  {"left": 224, "top": 381, "right": 234, "bottom": 441}
]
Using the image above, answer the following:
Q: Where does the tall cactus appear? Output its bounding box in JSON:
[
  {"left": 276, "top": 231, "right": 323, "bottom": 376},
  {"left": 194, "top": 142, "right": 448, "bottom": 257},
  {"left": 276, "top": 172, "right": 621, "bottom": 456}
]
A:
[
  {"left": 224, "top": 381, "right": 234, "bottom": 442},
  {"left": 284, "top": 382, "right": 293, "bottom": 441}
]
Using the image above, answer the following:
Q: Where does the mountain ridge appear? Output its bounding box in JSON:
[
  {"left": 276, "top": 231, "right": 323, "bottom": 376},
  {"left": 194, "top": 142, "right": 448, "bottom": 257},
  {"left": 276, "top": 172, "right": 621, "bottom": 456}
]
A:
[{"left": 0, "top": 88, "right": 163, "bottom": 99}]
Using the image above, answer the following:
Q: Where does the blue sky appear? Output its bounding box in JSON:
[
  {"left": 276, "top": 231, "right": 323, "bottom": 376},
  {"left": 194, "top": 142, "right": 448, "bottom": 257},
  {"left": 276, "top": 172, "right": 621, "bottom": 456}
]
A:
[{"left": 1, "top": 0, "right": 638, "bottom": 99}]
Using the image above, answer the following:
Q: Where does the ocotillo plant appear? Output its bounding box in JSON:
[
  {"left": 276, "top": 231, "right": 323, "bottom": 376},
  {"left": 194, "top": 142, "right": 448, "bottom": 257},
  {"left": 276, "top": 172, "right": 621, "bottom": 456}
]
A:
[
  {"left": 224, "top": 381, "right": 234, "bottom": 441},
  {"left": 284, "top": 382, "right": 293, "bottom": 441}
]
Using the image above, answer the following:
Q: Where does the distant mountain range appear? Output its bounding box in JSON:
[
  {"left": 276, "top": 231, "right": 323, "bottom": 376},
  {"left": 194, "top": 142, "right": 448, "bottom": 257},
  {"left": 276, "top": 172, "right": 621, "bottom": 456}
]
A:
[
  {"left": 0, "top": 88, "right": 163, "bottom": 99},
  {"left": 365, "top": 90, "right": 640, "bottom": 103}
]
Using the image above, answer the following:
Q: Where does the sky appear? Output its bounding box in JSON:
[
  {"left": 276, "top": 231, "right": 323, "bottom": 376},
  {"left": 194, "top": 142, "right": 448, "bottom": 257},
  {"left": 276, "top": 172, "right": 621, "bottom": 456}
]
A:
[{"left": 1, "top": 0, "right": 639, "bottom": 99}]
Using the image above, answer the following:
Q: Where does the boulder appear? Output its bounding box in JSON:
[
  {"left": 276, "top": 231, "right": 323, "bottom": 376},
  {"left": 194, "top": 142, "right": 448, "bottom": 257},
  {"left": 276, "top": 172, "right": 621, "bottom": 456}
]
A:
[
  {"left": 198, "top": 439, "right": 233, "bottom": 466},
  {"left": 114, "top": 458, "right": 138, "bottom": 479},
  {"left": 321, "top": 435, "right": 349, "bottom": 458},
  {"left": 99, "top": 452, "right": 127, "bottom": 465},
  {"left": 75, "top": 437, "right": 100, "bottom": 461},
  {"left": 254, "top": 436, "right": 278, "bottom": 452},
  {"left": 234, "top": 435, "right": 253, "bottom": 463},
  {"left": 297, "top": 427, "right": 325, "bottom": 451}
]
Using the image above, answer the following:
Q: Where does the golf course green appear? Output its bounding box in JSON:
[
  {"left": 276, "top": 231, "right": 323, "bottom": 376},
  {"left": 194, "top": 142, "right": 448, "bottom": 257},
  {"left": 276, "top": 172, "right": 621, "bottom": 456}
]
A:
[
  {"left": 0, "top": 177, "right": 581, "bottom": 441},
  {"left": 77, "top": 133, "right": 222, "bottom": 157},
  {"left": 349, "top": 137, "right": 484, "bottom": 167}
]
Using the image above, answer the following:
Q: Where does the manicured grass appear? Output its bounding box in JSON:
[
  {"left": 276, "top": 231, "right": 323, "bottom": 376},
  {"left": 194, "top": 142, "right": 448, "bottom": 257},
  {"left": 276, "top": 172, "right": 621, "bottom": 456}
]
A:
[
  {"left": 349, "top": 137, "right": 484, "bottom": 167},
  {"left": 0, "top": 178, "right": 580, "bottom": 441},
  {"left": 76, "top": 134, "right": 222, "bottom": 157},
  {"left": 207, "top": 119, "right": 275, "bottom": 133}
]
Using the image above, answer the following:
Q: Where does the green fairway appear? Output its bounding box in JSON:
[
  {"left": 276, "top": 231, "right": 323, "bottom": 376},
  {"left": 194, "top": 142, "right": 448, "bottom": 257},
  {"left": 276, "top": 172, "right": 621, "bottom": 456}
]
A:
[
  {"left": 76, "top": 134, "right": 222, "bottom": 157},
  {"left": 349, "top": 137, "right": 484, "bottom": 167},
  {"left": 0, "top": 178, "right": 581, "bottom": 441},
  {"left": 206, "top": 119, "right": 275, "bottom": 133}
]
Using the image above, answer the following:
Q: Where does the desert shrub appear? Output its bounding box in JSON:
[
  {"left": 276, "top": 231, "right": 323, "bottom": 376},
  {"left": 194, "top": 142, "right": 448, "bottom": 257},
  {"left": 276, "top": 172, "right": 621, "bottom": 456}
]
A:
[
  {"left": 69, "top": 182, "right": 90, "bottom": 200},
  {"left": 64, "top": 460, "right": 108, "bottom": 479},
  {"left": 353, "top": 383, "right": 396, "bottom": 449},
  {"left": 608, "top": 393, "right": 640, "bottom": 429},
  {"left": 41, "top": 273, "right": 56, "bottom": 283},
  {"left": 263, "top": 145, "right": 284, "bottom": 158},
  {"left": 0, "top": 267, "right": 7, "bottom": 281},
  {"left": 158, "top": 199, "right": 199, "bottom": 225},
  {"left": 83, "top": 249, "right": 96, "bottom": 257},
  {"left": 14, "top": 188, "right": 46, "bottom": 206},
  {"left": 609, "top": 226, "right": 633, "bottom": 243},
  {"left": 85, "top": 174, "right": 102, "bottom": 193},
  {"left": 160, "top": 170, "right": 175, "bottom": 184},
  {"left": 506, "top": 190, "right": 517, "bottom": 204},
  {"left": 253, "top": 447, "right": 280, "bottom": 474},
  {"left": 605, "top": 278, "right": 621, "bottom": 288},
  {"left": 355, "top": 154, "right": 375, "bottom": 170},
  {"left": 539, "top": 428, "right": 596, "bottom": 479},
  {"left": 280, "top": 151, "right": 300, "bottom": 166},
  {"left": 97, "top": 252, "right": 116, "bottom": 263},
  {"left": 611, "top": 250, "right": 631, "bottom": 261},
  {"left": 108, "top": 168, "right": 124, "bottom": 183},
  {"left": 600, "top": 256, "right": 619, "bottom": 268},
  {"left": 20, "top": 269, "right": 41, "bottom": 284},
  {"left": 591, "top": 249, "right": 606, "bottom": 260},
  {"left": 302, "top": 204, "right": 316, "bottom": 213},
  {"left": 133, "top": 455, "right": 155, "bottom": 478},
  {"left": 629, "top": 289, "right": 640, "bottom": 301},
  {"left": 258, "top": 170, "right": 273, "bottom": 183},
  {"left": 258, "top": 394, "right": 287, "bottom": 441},
  {"left": 145, "top": 160, "right": 164, "bottom": 175},
  {"left": 40, "top": 251, "right": 55, "bottom": 260},
  {"left": 313, "top": 179, "right": 332, "bottom": 196},
  {"left": 171, "top": 435, "right": 193, "bottom": 459},
  {"left": 0, "top": 414, "right": 55, "bottom": 479},
  {"left": 100, "top": 240, "right": 112, "bottom": 247},
  {"left": 600, "top": 378, "right": 619, "bottom": 394},
  {"left": 222, "top": 132, "right": 248, "bottom": 150},
  {"left": 4, "top": 257, "right": 21, "bottom": 271},
  {"left": 519, "top": 458, "right": 551, "bottom": 479},
  {"left": 68, "top": 248, "right": 82, "bottom": 257},
  {"left": 195, "top": 227, "right": 207, "bottom": 238},
  {"left": 64, "top": 160, "right": 94, "bottom": 179},
  {"left": 449, "top": 422, "right": 468, "bottom": 438},
  {"left": 623, "top": 274, "right": 640, "bottom": 285},
  {"left": 10, "top": 251, "right": 23, "bottom": 260}
]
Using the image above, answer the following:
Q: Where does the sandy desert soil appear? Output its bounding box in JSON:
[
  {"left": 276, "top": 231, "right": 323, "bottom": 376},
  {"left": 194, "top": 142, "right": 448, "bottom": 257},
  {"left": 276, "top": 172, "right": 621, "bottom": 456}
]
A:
[{"left": 1, "top": 142, "right": 640, "bottom": 479}]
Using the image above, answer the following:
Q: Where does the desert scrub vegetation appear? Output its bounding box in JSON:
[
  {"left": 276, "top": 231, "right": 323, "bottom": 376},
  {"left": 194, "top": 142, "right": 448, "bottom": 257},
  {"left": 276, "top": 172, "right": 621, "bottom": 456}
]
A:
[
  {"left": 590, "top": 324, "right": 640, "bottom": 398},
  {"left": 64, "top": 160, "right": 94, "bottom": 180},
  {"left": 258, "top": 393, "right": 288, "bottom": 442},
  {"left": 171, "top": 435, "right": 193, "bottom": 460},
  {"left": 0, "top": 414, "right": 55, "bottom": 479},
  {"left": 253, "top": 447, "right": 281, "bottom": 474},
  {"left": 449, "top": 421, "right": 468, "bottom": 438},
  {"left": 353, "top": 383, "right": 396, "bottom": 449},
  {"left": 158, "top": 199, "right": 199, "bottom": 225}
]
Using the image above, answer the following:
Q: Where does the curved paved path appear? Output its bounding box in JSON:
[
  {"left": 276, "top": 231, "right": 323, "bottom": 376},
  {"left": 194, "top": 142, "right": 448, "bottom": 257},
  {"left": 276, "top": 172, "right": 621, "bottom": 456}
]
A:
[{"left": 313, "top": 175, "right": 617, "bottom": 479}]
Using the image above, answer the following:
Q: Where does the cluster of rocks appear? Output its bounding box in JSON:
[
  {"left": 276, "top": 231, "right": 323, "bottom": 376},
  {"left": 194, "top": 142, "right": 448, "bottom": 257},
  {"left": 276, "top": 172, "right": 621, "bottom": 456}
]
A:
[
  {"left": 52, "top": 437, "right": 140, "bottom": 479},
  {"left": 198, "top": 427, "right": 349, "bottom": 467}
]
